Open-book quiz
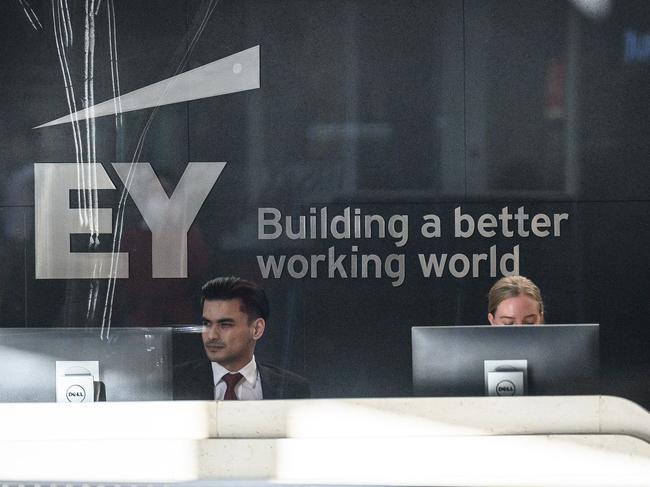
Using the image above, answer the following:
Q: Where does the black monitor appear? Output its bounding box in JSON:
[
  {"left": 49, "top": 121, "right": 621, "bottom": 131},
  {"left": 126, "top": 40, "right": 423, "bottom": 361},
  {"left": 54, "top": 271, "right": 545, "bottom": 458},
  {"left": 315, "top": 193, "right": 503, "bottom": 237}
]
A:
[
  {"left": 412, "top": 324, "right": 600, "bottom": 396},
  {"left": 0, "top": 327, "right": 173, "bottom": 402}
]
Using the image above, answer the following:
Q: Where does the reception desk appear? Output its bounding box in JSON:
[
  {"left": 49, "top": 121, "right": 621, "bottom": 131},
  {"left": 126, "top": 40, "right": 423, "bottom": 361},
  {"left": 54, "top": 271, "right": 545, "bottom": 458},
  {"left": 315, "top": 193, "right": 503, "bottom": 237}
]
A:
[{"left": 0, "top": 395, "right": 648, "bottom": 485}]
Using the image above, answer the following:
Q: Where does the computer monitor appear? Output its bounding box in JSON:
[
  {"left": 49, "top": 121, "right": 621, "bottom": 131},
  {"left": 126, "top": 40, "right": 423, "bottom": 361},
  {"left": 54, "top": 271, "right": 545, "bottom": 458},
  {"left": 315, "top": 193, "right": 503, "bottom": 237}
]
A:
[
  {"left": 412, "top": 324, "right": 599, "bottom": 396},
  {"left": 0, "top": 327, "right": 173, "bottom": 402}
]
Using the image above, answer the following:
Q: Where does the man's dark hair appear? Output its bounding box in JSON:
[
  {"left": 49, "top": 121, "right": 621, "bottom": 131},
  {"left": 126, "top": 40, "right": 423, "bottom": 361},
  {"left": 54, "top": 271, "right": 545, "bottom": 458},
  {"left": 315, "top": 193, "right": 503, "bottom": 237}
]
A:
[{"left": 201, "top": 276, "right": 270, "bottom": 322}]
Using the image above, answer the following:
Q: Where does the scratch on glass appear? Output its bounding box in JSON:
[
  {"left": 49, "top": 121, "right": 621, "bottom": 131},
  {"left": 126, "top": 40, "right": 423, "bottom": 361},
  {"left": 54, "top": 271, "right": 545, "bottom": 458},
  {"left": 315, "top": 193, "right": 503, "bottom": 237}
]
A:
[
  {"left": 51, "top": 0, "right": 105, "bottom": 325},
  {"left": 84, "top": 0, "right": 102, "bottom": 322},
  {"left": 83, "top": 0, "right": 99, "bottom": 241},
  {"left": 101, "top": 0, "right": 220, "bottom": 337},
  {"left": 18, "top": 0, "right": 43, "bottom": 30},
  {"left": 107, "top": 0, "right": 123, "bottom": 128},
  {"left": 52, "top": 0, "right": 87, "bottom": 228},
  {"left": 62, "top": 0, "right": 73, "bottom": 46}
]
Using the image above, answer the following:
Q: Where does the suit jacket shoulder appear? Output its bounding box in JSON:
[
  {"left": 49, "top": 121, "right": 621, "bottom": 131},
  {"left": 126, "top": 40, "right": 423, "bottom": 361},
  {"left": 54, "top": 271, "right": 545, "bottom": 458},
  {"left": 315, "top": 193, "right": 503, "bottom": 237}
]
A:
[
  {"left": 173, "top": 358, "right": 213, "bottom": 400},
  {"left": 259, "top": 363, "right": 311, "bottom": 400}
]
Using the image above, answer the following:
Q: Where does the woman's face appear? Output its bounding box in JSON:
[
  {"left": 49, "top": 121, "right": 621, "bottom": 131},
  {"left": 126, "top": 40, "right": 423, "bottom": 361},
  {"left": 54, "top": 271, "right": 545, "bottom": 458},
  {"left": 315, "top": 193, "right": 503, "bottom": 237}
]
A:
[{"left": 488, "top": 295, "right": 543, "bottom": 325}]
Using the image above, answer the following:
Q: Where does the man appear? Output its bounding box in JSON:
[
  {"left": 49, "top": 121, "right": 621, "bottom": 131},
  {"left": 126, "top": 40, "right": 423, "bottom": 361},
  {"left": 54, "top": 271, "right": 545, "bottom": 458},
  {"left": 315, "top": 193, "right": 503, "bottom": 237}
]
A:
[{"left": 173, "top": 276, "right": 310, "bottom": 400}]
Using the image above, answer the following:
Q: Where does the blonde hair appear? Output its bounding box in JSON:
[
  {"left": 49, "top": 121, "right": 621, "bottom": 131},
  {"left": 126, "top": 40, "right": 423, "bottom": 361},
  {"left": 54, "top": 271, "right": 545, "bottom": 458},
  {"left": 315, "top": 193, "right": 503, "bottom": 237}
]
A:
[{"left": 488, "top": 275, "right": 544, "bottom": 316}]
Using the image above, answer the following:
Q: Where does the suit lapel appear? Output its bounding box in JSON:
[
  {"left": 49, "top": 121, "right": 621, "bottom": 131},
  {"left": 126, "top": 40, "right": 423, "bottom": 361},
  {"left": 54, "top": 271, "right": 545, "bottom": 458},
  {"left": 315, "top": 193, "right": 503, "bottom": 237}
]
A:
[
  {"left": 259, "top": 364, "right": 281, "bottom": 399},
  {"left": 195, "top": 360, "right": 214, "bottom": 400}
]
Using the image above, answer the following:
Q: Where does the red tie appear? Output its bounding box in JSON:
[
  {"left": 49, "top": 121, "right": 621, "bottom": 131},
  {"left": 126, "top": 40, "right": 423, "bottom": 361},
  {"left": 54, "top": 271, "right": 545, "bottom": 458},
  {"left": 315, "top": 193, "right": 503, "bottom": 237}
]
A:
[{"left": 221, "top": 373, "right": 243, "bottom": 400}]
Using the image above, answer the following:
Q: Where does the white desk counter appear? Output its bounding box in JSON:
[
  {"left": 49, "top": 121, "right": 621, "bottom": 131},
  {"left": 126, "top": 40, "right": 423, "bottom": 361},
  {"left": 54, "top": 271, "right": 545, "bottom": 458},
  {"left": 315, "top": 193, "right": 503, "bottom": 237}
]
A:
[{"left": 0, "top": 395, "right": 648, "bottom": 486}]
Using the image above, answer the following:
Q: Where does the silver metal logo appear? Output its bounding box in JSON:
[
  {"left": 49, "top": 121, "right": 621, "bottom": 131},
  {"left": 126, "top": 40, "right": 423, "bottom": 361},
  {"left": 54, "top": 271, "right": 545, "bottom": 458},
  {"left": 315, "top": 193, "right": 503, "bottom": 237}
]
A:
[
  {"left": 496, "top": 379, "right": 516, "bottom": 396},
  {"left": 66, "top": 384, "right": 87, "bottom": 402}
]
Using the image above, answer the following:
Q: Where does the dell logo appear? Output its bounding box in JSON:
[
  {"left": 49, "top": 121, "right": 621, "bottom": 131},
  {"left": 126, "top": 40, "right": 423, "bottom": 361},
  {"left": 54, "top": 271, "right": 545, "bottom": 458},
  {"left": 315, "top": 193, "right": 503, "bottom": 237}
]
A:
[
  {"left": 66, "top": 384, "right": 87, "bottom": 402},
  {"left": 496, "top": 380, "right": 516, "bottom": 396}
]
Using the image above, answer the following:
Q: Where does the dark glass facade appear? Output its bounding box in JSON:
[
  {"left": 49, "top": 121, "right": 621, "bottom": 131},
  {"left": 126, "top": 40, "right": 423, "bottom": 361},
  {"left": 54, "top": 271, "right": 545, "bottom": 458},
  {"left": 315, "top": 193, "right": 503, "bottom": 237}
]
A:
[{"left": 0, "top": 0, "right": 648, "bottom": 406}]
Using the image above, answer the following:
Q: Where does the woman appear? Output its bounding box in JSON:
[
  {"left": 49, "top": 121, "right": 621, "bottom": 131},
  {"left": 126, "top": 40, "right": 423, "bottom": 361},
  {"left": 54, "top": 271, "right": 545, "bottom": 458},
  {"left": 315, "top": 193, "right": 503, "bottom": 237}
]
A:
[{"left": 487, "top": 275, "right": 544, "bottom": 325}]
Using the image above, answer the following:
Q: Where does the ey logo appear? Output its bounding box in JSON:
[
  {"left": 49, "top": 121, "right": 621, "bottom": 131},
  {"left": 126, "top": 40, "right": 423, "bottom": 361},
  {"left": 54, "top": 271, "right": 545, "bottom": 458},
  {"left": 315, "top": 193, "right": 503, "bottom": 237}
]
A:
[
  {"left": 35, "top": 162, "right": 225, "bottom": 279},
  {"left": 34, "top": 46, "right": 260, "bottom": 280}
]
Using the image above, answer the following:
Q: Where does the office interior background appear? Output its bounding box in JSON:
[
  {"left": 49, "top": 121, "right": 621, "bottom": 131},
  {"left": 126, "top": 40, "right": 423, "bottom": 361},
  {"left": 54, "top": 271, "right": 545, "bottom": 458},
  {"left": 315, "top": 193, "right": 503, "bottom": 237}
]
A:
[{"left": 0, "top": 0, "right": 648, "bottom": 407}]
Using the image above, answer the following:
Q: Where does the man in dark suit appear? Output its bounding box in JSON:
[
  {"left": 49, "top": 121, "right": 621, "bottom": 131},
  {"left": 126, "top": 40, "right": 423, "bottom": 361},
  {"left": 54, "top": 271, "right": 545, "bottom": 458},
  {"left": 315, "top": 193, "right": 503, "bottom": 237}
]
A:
[{"left": 173, "top": 276, "right": 310, "bottom": 400}]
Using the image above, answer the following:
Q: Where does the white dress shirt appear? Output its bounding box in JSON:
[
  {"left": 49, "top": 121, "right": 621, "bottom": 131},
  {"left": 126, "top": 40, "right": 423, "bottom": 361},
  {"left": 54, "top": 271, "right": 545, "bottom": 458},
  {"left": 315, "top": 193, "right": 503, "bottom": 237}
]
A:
[{"left": 211, "top": 356, "right": 263, "bottom": 400}]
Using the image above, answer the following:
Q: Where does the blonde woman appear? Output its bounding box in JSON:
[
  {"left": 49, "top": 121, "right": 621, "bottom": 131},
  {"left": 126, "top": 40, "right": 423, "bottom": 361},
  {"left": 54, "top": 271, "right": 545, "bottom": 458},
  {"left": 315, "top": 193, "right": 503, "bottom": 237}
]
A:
[{"left": 487, "top": 275, "right": 544, "bottom": 325}]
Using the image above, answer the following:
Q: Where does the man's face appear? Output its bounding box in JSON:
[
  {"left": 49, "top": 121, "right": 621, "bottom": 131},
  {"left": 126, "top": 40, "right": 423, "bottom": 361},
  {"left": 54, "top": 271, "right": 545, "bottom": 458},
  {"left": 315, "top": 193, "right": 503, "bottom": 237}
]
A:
[
  {"left": 201, "top": 298, "right": 265, "bottom": 371},
  {"left": 488, "top": 295, "right": 543, "bottom": 326}
]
